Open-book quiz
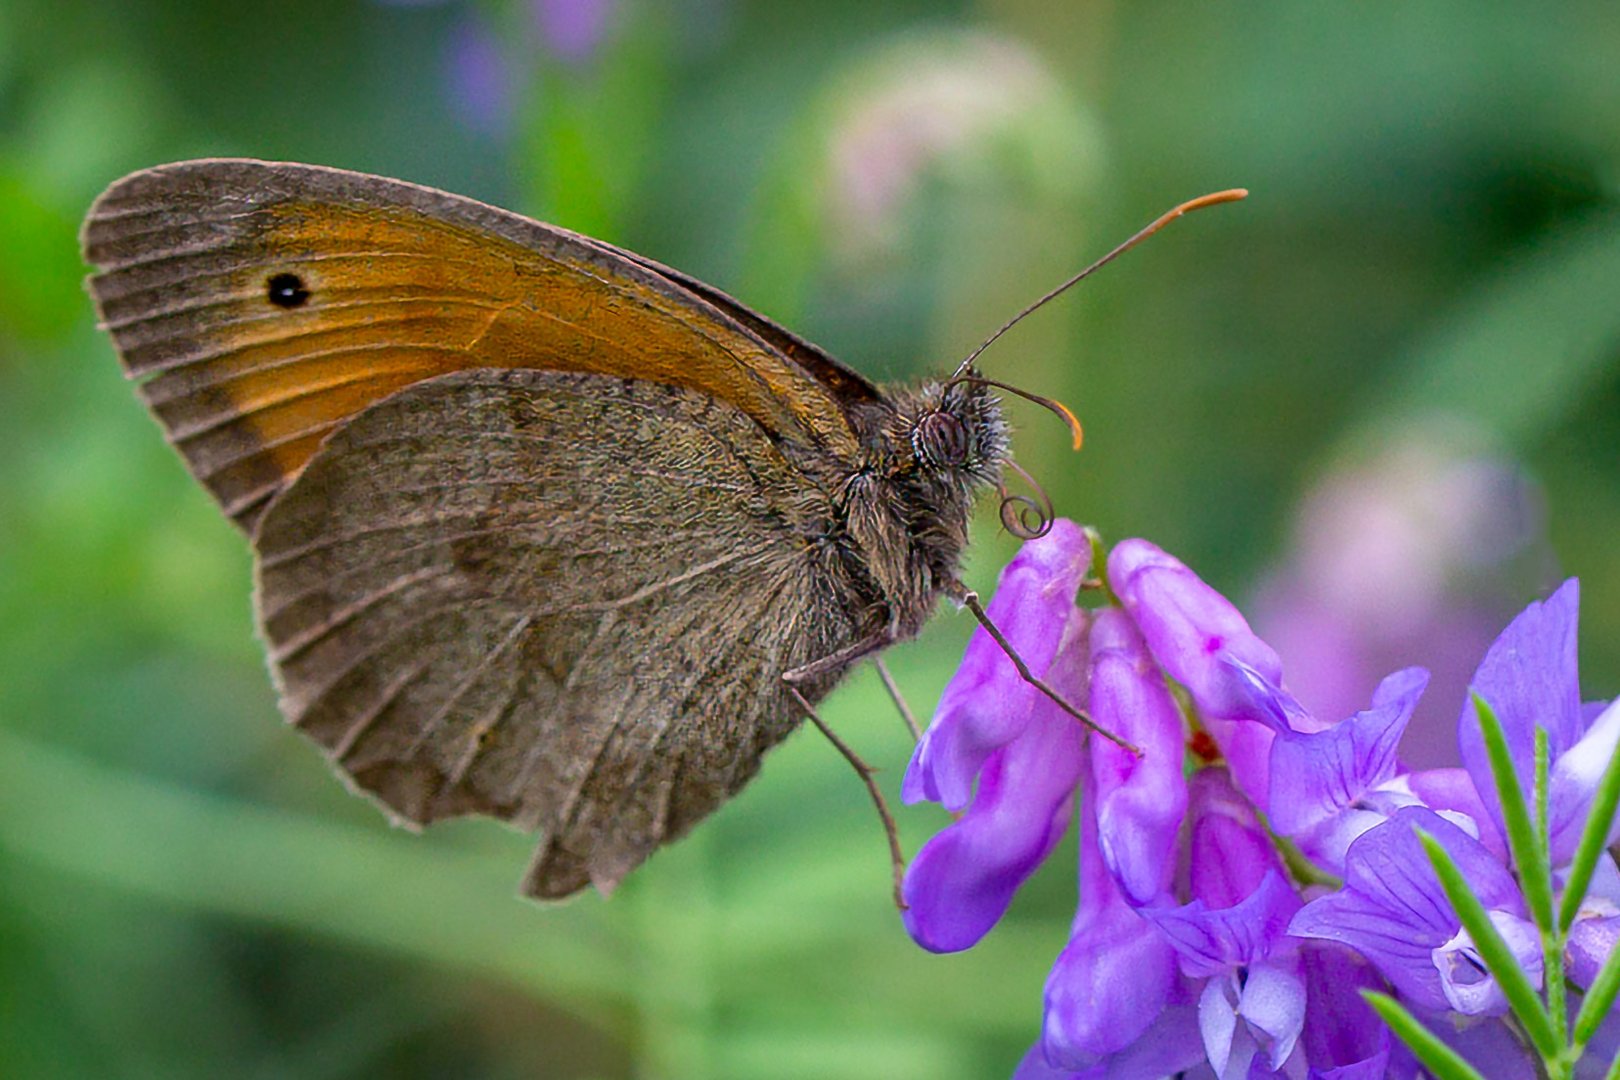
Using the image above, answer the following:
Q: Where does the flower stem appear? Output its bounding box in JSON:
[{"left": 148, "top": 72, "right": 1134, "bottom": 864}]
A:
[
  {"left": 1264, "top": 819, "right": 1342, "bottom": 890},
  {"left": 1082, "top": 527, "right": 1119, "bottom": 608}
]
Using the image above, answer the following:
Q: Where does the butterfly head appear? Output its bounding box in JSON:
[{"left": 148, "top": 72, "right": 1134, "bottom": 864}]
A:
[
  {"left": 874, "top": 365, "right": 1082, "bottom": 545},
  {"left": 906, "top": 373, "right": 1009, "bottom": 482}
]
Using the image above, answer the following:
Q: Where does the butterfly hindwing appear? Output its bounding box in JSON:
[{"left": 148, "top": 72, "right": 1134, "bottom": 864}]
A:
[{"left": 253, "top": 367, "right": 865, "bottom": 898}]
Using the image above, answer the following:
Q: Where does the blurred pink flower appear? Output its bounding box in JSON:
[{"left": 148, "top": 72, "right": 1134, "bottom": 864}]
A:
[
  {"left": 1252, "top": 424, "right": 1548, "bottom": 768},
  {"left": 530, "top": 0, "right": 618, "bottom": 65},
  {"left": 817, "top": 32, "right": 1100, "bottom": 265}
]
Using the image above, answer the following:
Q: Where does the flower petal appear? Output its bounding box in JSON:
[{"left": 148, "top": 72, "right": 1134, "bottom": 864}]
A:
[
  {"left": 1300, "top": 943, "right": 1389, "bottom": 1077},
  {"left": 1042, "top": 763, "right": 1179, "bottom": 1063},
  {"left": 1198, "top": 976, "right": 1241, "bottom": 1077},
  {"left": 1043, "top": 906, "right": 1180, "bottom": 1062},
  {"left": 1309, "top": 1056, "right": 1391, "bottom": 1080},
  {"left": 1411, "top": 1012, "right": 1539, "bottom": 1079},
  {"left": 1012, "top": 1043, "right": 1099, "bottom": 1080},
  {"left": 1289, "top": 807, "right": 1524, "bottom": 1013},
  {"left": 1108, "top": 540, "right": 1284, "bottom": 801},
  {"left": 1089, "top": 608, "right": 1188, "bottom": 905},
  {"left": 1432, "top": 909, "right": 1542, "bottom": 1015},
  {"left": 1402, "top": 767, "right": 1507, "bottom": 859},
  {"left": 905, "top": 520, "right": 1090, "bottom": 810},
  {"left": 1267, "top": 667, "right": 1428, "bottom": 869},
  {"left": 1240, "top": 956, "right": 1307, "bottom": 1070},
  {"left": 1039, "top": 1004, "right": 1206, "bottom": 1080},
  {"left": 1108, "top": 540, "right": 1285, "bottom": 724},
  {"left": 1568, "top": 912, "right": 1620, "bottom": 988},
  {"left": 1459, "top": 579, "right": 1582, "bottom": 839},
  {"left": 1187, "top": 768, "right": 1280, "bottom": 911},
  {"left": 901, "top": 610, "right": 1088, "bottom": 952},
  {"left": 1146, "top": 871, "right": 1301, "bottom": 979},
  {"left": 1547, "top": 696, "right": 1620, "bottom": 861}
]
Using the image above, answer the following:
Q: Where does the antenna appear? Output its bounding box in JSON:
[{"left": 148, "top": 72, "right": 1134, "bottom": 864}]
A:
[{"left": 948, "top": 188, "right": 1249, "bottom": 380}]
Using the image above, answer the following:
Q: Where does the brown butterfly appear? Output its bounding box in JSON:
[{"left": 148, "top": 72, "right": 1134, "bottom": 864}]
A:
[{"left": 83, "top": 160, "right": 1239, "bottom": 901}]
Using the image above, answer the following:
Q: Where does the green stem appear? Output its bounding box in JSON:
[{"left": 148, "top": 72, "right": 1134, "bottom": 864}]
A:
[
  {"left": 1082, "top": 527, "right": 1119, "bottom": 607},
  {"left": 1536, "top": 728, "right": 1569, "bottom": 1063},
  {"left": 1264, "top": 819, "right": 1342, "bottom": 891}
]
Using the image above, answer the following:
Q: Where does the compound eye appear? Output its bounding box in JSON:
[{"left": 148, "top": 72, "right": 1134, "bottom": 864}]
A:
[{"left": 915, "top": 411, "right": 970, "bottom": 467}]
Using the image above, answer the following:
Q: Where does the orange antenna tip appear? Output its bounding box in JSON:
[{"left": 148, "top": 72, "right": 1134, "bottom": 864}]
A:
[
  {"left": 1180, "top": 188, "right": 1249, "bottom": 212},
  {"left": 1051, "top": 398, "right": 1084, "bottom": 451}
]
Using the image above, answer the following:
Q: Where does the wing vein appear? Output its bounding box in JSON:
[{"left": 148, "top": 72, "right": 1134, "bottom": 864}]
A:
[
  {"left": 404, "top": 612, "right": 533, "bottom": 760},
  {"left": 270, "top": 564, "right": 458, "bottom": 664},
  {"left": 331, "top": 658, "right": 433, "bottom": 761}
]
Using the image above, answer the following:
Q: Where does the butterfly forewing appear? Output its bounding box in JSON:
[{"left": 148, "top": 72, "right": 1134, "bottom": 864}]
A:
[{"left": 82, "top": 159, "right": 865, "bottom": 531}]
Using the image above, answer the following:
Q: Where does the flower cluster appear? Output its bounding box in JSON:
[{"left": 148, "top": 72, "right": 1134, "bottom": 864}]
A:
[{"left": 902, "top": 520, "right": 1620, "bottom": 1078}]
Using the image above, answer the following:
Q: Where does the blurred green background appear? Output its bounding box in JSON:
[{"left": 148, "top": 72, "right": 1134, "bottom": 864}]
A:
[{"left": 2, "top": 1, "right": 1618, "bottom": 1077}]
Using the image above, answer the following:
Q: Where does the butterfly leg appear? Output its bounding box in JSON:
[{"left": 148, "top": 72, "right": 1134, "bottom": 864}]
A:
[
  {"left": 873, "top": 657, "right": 922, "bottom": 742},
  {"left": 782, "top": 631, "right": 909, "bottom": 908},
  {"left": 783, "top": 681, "right": 908, "bottom": 910},
  {"left": 944, "top": 578, "right": 1141, "bottom": 756},
  {"left": 782, "top": 631, "right": 894, "bottom": 686}
]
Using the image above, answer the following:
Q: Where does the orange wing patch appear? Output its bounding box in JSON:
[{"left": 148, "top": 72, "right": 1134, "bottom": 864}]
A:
[{"left": 84, "top": 160, "right": 860, "bottom": 531}]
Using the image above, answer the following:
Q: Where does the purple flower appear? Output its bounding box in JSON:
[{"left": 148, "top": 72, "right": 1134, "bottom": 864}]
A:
[
  {"left": 905, "top": 520, "right": 1091, "bottom": 811},
  {"left": 1569, "top": 911, "right": 1620, "bottom": 987},
  {"left": 900, "top": 662, "right": 1085, "bottom": 952},
  {"left": 1016, "top": 1006, "right": 1206, "bottom": 1080},
  {"left": 1040, "top": 769, "right": 1189, "bottom": 1070},
  {"left": 1039, "top": 766, "right": 1312, "bottom": 1079},
  {"left": 901, "top": 521, "right": 1090, "bottom": 952},
  {"left": 1181, "top": 767, "right": 1279, "bottom": 910},
  {"left": 1148, "top": 870, "right": 1306, "bottom": 1077},
  {"left": 1459, "top": 580, "right": 1620, "bottom": 864},
  {"left": 1144, "top": 771, "right": 1306, "bottom": 1078},
  {"left": 1289, "top": 807, "right": 1536, "bottom": 1015},
  {"left": 1088, "top": 608, "right": 1187, "bottom": 905},
  {"left": 1264, "top": 667, "right": 1429, "bottom": 873},
  {"left": 1298, "top": 944, "right": 1390, "bottom": 1078},
  {"left": 903, "top": 524, "right": 1618, "bottom": 1079},
  {"left": 1108, "top": 540, "right": 1284, "bottom": 728},
  {"left": 1108, "top": 540, "right": 1285, "bottom": 803}
]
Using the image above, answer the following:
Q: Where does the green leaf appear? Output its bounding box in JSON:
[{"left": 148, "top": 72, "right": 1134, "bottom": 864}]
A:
[
  {"left": 1537, "top": 727, "right": 1553, "bottom": 866},
  {"left": 1559, "top": 720, "right": 1620, "bottom": 932},
  {"left": 1472, "top": 694, "right": 1555, "bottom": 931},
  {"left": 1418, "top": 829, "right": 1559, "bottom": 1060},
  {"left": 1536, "top": 728, "right": 1569, "bottom": 1049},
  {"left": 1362, "top": 991, "right": 1487, "bottom": 1080},
  {"left": 1574, "top": 930, "right": 1620, "bottom": 1050}
]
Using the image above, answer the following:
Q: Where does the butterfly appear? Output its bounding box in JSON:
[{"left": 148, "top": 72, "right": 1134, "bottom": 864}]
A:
[{"left": 84, "top": 159, "right": 1239, "bottom": 900}]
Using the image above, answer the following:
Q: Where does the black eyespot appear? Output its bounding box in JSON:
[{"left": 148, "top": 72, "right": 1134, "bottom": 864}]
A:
[
  {"left": 914, "top": 411, "right": 970, "bottom": 468},
  {"left": 266, "top": 272, "right": 310, "bottom": 309}
]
